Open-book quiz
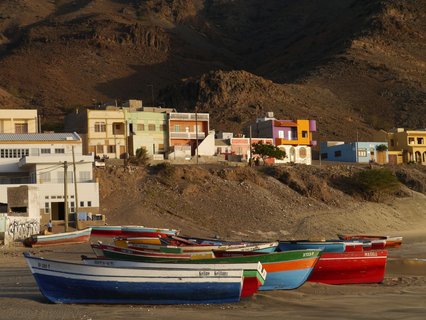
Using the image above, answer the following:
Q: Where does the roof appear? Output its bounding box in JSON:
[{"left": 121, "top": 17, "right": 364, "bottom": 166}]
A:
[{"left": 0, "top": 132, "right": 81, "bottom": 141}]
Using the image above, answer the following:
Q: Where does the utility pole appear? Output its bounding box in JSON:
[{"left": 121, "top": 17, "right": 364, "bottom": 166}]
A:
[
  {"left": 63, "top": 161, "right": 69, "bottom": 232},
  {"left": 148, "top": 84, "right": 155, "bottom": 107},
  {"left": 195, "top": 107, "right": 199, "bottom": 164},
  {"left": 124, "top": 120, "right": 129, "bottom": 168},
  {"left": 72, "top": 146, "right": 79, "bottom": 221}
]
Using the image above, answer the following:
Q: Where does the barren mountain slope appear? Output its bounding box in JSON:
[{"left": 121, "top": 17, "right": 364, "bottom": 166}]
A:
[
  {"left": 0, "top": 0, "right": 424, "bottom": 137},
  {"left": 95, "top": 163, "right": 426, "bottom": 239}
]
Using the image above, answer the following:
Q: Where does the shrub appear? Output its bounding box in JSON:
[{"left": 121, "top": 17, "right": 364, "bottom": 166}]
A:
[
  {"left": 375, "top": 144, "right": 388, "bottom": 152},
  {"left": 130, "top": 147, "right": 149, "bottom": 166},
  {"left": 353, "top": 168, "right": 400, "bottom": 202}
]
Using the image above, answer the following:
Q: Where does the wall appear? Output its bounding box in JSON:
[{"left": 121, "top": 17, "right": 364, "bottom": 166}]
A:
[
  {"left": 197, "top": 132, "right": 216, "bottom": 156},
  {"left": 275, "top": 145, "right": 312, "bottom": 165},
  {"left": 321, "top": 142, "right": 388, "bottom": 163},
  {"left": 0, "top": 109, "right": 38, "bottom": 133}
]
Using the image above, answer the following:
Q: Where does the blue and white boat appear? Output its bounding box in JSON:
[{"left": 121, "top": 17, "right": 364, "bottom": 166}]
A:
[{"left": 23, "top": 253, "right": 244, "bottom": 304}]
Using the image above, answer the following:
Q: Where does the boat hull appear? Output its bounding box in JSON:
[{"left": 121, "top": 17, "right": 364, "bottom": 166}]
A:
[
  {"left": 308, "top": 250, "right": 388, "bottom": 284},
  {"left": 24, "top": 229, "right": 92, "bottom": 248},
  {"left": 93, "top": 244, "right": 320, "bottom": 290},
  {"left": 24, "top": 253, "right": 244, "bottom": 304}
]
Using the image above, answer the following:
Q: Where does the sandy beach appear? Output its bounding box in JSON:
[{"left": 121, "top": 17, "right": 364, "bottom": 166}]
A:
[{"left": 1, "top": 229, "right": 426, "bottom": 320}]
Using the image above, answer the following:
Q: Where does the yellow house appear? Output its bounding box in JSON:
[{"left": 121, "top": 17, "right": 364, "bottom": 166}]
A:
[
  {"left": 0, "top": 109, "right": 39, "bottom": 133},
  {"left": 377, "top": 128, "right": 426, "bottom": 165},
  {"left": 65, "top": 108, "right": 127, "bottom": 158}
]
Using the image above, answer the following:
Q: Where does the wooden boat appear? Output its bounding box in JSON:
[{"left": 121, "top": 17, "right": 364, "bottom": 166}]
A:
[
  {"left": 92, "top": 243, "right": 215, "bottom": 261},
  {"left": 23, "top": 228, "right": 92, "bottom": 248},
  {"left": 91, "top": 226, "right": 179, "bottom": 238},
  {"left": 121, "top": 240, "right": 278, "bottom": 253},
  {"left": 24, "top": 253, "right": 245, "bottom": 304},
  {"left": 308, "top": 250, "right": 388, "bottom": 284},
  {"left": 121, "top": 226, "right": 179, "bottom": 238},
  {"left": 91, "top": 226, "right": 123, "bottom": 237},
  {"left": 91, "top": 243, "right": 321, "bottom": 291},
  {"left": 114, "top": 237, "right": 162, "bottom": 247},
  {"left": 82, "top": 257, "right": 267, "bottom": 298},
  {"left": 278, "top": 240, "right": 364, "bottom": 253},
  {"left": 337, "top": 234, "right": 400, "bottom": 248}
]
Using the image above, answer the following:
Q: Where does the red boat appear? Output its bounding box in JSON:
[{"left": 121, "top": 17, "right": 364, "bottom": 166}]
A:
[
  {"left": 338, "top": 234, "right": 402, "bottom": 248},
  {"left": 308, "top": 250, "right": 388, "bottom": 284}
]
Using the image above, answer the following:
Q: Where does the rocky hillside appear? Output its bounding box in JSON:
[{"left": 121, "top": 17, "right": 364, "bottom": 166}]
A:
[
  {"left": 0, "top": 0, "right": 425, "bottom": 137},
  {"left": 95, "top": 163, "right": 426, "bottom": 239}
]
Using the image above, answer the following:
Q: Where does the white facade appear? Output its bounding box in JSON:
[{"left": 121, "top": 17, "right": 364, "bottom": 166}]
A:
[
  {"left": 275, "top": 145, "right": 312, "bottom": 165},
  {"left": 0, "top": 133, "right": 99, "bottom": 222}
]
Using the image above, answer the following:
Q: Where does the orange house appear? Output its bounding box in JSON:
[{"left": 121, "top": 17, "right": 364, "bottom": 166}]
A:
[{"left": 168, "top": 112, "right": 210, "bottom": 155}]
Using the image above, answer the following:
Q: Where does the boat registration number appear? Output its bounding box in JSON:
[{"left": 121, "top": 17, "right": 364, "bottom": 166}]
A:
[
  {"left": 37, "top": 262, "right": 51, "bottom": 270},
  {"left": 303, "top": 252, "right": 316, "bottom": 257}
]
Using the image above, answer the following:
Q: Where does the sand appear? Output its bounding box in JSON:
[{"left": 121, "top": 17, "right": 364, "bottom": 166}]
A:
[{"left": 1, "top": 228, "right": 426, "bottom": 320}]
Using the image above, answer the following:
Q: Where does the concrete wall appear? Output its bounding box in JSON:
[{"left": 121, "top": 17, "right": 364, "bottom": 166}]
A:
[
  {"left": 197, "top": 132, "right": 216, "bottom": 156},
  {"left": 275, "top": 145, "right": 312, "bottom": 165}
]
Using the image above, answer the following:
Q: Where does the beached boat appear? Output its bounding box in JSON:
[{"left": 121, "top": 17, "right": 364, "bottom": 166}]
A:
[
  {"left": 91, "top": 243, "right": 321, "bottom": 291},
  {"left": 121, "top": 240, "right": 278, "bottom": 253},
  {"left": 82, "top": 257, "right": 267, "bottom": 298},
  {"left": 308, "top": 250, "right": 388, "bottom": 284},
  {"left": 23, "top": 228, "right": 92, "bottom": 248},
  {"left": 91, "top": 226, "right": 180, "bottom": 238},
  {"left": 278, "top": 240, "right": 364, "bottom": 253},
  {"left": 337, "top": 234, "right": 402, "bottom": 248},
  {"left": 121, "top": 226, "right": 179, "bottom": 238},
  {"left": 24, "top": 253, "right": 245, "bottom": 304},
  {"left": 90, "top": 226, "right": 123, "bottom": 237},
  {"left": 92, "top": 243, "right": 215, "bottom": 261}
]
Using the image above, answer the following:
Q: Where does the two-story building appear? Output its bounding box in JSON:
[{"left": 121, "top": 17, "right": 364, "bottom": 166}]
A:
[
  {"left": 0, "top": 132, "right": 99, "bottom": 241},
  {"left": 245, "top": 112, "right": 317, "bottom": 165},
  {"left": 65, "top": 108, "right": 127, "bottom": 159},
  {"left": 168, "top": 112, "right": 214, "bottom": 158},
  {"left": 125, "top": 107, "right": 175, "bottom": 158},
  {"left": 377, "top": 128, "right": 426, "bottom": 165}
]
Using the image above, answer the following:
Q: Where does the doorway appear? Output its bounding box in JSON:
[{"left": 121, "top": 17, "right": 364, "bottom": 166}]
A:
[{"left": 51, "top": 202, "right": 65, "bottom": 221}]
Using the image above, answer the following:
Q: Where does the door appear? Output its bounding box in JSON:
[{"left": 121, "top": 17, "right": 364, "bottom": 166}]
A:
[{"left": 51, "top": 202, "right": 65, "bottom": 221}]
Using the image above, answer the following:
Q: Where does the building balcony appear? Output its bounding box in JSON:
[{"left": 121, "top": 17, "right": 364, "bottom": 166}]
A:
[
  {"left": 169, "top": 113, "right": 209, "bottom": 121},
  {"left": 170, "top": 132, "right": 206, "bottom": 140}
]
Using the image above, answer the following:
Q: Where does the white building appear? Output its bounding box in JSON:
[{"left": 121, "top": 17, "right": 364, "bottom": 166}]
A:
[{"left": 0, "top": 133, "right": 99, "bottom": 231}]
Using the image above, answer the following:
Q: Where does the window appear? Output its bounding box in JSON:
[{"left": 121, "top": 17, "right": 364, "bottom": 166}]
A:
[
  {"left": 302, "top": 131, "right": 308, "bottom": 138},
  {"left": 334, "top": 150, "right": 342, "bottom": 157},
  {"left": 80, "top": 201, "right": 84, "bottom": 207},
  {"left": 108, "top": 145, "right": 116, "bottom": 153},
  {"left": 418, "top": 138, "right": 424, "bottom": 145},
  {"left": 321, "top": 153, "right": 328, "bottom": 159},
  {"left": 409, "top": 138, "right": 415, "bottom": 145},
  {"left": 39, "top": 172, "right": 51, "bottom": 183},
  {"left": 87, "top": 201, "right": 92, "bottom": 207},
  {"left": 41, "top": 148, "right": 51, "bottom": 154},
  {"left": 70, "top": 202, "right": 75, "bottom": 213},
  {"left": 55, "top": 148, "right": 65, "bottom": 154},
  {"left": 79, "top": 171, "right": 91, "bottom": 181},
  {"left": 15, "top": 123, "right": 28, "bottom": 134},
  {"left": 159, "top": 124, "right": 166, "bottom": 131},
  {"left": 0, "top": 149, "right": 29, "bottom": 158},
  {"left": 299, "top": 147, "right": 307, "bottom": 158},
  {"left": 44, "top": 202, "right": 50, "bottom": 214},
  {"left": 148, "top": 124, "right": 156, "bottom": 131},
  {"left": 137, "top": 124, "right": 145, "bottom": 131},
  {"left": 358, "top": 148, "right": 367, "bottom": 157},
  {"left": 96, "top": 145, "right": 104, "bottom": 154},
  {"left": 113, "top": 123, "right": 123, "bottom": 135},
  {"left": 174, "top": 125, "right": 180, "bottom": 132},
  {"left": 94, "top": 122, "right": 106, "bottom": 132}
]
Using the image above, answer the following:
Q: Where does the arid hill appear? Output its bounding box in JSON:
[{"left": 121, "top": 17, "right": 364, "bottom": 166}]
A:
[
  {"left": 0, "top": 0, "right": 425, "bottom": 137},
  {"left": 95, "top": 163, "right": 426, "bottom": 239}
]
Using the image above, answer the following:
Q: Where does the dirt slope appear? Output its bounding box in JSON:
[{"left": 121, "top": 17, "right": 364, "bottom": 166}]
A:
[{"left": 95, "top": 163, "right": 426, "bottom": 239}]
